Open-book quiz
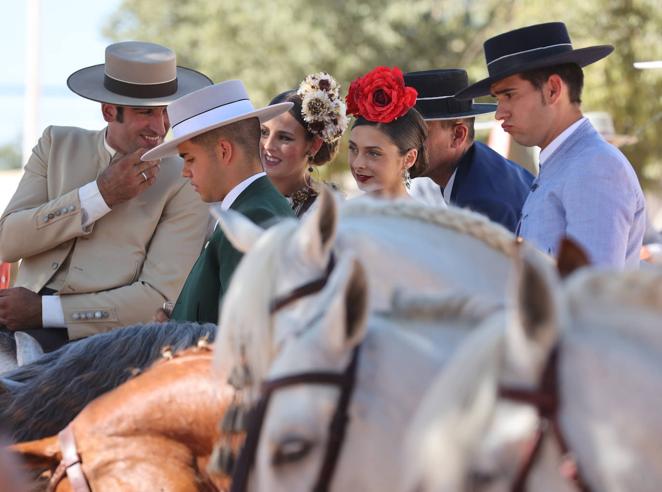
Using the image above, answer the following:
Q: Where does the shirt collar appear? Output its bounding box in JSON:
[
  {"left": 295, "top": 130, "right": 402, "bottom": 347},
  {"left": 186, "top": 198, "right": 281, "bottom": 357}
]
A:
[
  {"left": 221, "top": 172, "right": 266, "bottom": 211},
  {"left": 103, "top": 130, "right": 117, "bottom": 158},
  {"left": 539, "top": 117, "right": 586, "bottom": 166}
]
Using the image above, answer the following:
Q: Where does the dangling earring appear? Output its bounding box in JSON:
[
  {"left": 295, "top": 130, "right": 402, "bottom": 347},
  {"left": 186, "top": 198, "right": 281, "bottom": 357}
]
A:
[
  {"left": 403, "top": 168, "right": 411, "bottom": 189},
  {"left": 307, "top": 154, "right": 314, "bottom": 174}
]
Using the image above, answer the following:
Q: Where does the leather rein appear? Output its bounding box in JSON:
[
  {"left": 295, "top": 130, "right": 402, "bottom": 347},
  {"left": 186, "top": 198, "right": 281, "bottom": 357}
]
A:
[
  {"left": 231, "top": 253, "right": 361, "bottom": 492},
  {"left": 498, "top": 346, "right": 591, "bottom": 492}
]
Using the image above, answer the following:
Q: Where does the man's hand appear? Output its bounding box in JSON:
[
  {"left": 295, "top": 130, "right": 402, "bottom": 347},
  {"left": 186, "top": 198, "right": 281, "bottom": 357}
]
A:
[
  {"left": 152, "top": 301, "right": 173, "bottom": 323},
  {"left": 97, "top": 148, "right": 161, "bottom": 208},
  {"left": 0, "top": 287, "right": 42, "bottom": 330}
]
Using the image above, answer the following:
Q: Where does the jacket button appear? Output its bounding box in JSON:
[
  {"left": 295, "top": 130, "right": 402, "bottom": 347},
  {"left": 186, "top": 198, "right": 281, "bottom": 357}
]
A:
[
  {"left": 43, "top": 216, "right": 49, "bottom": 223},
  {"left": 72, "top": 313, "right": 80, "bottom": 320},
  {"left": 94, "top": 311, "right": 103, "bottom": 319},
  {"left": 68, "top": 205, "right": 76, "bottom": 212},
  {"left": 51, "top": 262, "right": 59, "bottom": 270},
  {"left": 47, "top": 213, "right": 55, "bottom": 220}
]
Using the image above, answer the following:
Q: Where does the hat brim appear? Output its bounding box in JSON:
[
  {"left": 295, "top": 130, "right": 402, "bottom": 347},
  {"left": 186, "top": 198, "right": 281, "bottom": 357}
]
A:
[
  {"left": 141, "top": 102, "right": 293, "bottom": 161},
  {"left": 419, "top": 103, "right": 496, "bottom": 121},
  {"left": 455, "top": 45, "right": 614, "bottom": 100},
  {"left": 67, "top": 64, "right": 213, "bottom": 107}
]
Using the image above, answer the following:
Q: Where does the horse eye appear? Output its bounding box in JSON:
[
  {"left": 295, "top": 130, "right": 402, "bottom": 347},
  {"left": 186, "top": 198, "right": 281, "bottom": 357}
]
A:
[{"left": 272, "top": 436, "right": 314, "bottom": 466}]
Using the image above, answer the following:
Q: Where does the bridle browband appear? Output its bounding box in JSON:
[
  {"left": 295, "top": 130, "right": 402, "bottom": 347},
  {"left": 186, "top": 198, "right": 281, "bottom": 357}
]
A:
[
  {"left": 47, "top": 424, "right": 91, "bottom": 492},
  {"left": 498, "top": 346, "right": 591, "bottom": 492},
  {"left": 230, "top": 347, "right": 360, "bottom": 492},
  {"left": 232, "top": 252, "right": 362, "bottom": 491}
]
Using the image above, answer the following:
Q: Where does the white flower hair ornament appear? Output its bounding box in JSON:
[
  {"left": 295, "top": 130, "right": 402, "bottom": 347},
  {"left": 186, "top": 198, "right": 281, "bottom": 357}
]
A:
[{"left": 297, "top": 72, "right": 348, "bottom": 144}]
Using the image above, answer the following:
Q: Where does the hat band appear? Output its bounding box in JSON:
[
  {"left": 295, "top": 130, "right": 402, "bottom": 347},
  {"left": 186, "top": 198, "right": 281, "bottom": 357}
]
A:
[
  {"left": 488, "top": 43, "right": 573, "bottom": 75},
  {"left": 104, "top": 75, "right": 178, "bottom": 99},
  {"left": 415, "top": 97, "right": 473, "bottom": 117},
  {"left": 172, "top": 99, "right": 254, "bottom": 138}
]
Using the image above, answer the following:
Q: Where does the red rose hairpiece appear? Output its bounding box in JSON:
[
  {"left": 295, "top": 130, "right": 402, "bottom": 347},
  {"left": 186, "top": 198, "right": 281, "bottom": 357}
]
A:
[{"left": 345, "top": 66, "right": 418, "bottom": 123}]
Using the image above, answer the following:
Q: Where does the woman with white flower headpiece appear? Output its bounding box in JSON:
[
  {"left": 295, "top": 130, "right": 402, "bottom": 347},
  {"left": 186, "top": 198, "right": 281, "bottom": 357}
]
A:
[{"left": 261, "top": 72, "right": 348, "bottom": 217}]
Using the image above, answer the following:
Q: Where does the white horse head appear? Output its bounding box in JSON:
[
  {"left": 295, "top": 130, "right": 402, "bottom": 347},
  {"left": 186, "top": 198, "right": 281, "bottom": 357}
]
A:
[
  {"left": 403, "top": 253, "right": 662, "bottom": 492},
  {"left": 213, "top": 187, "right": 534, "bottom": 392},
  {"left": 248, "top": 252, "right": 502, "bottom": 491}
]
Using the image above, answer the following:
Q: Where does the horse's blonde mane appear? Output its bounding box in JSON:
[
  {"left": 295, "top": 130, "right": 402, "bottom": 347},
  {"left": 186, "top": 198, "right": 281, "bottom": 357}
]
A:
[
  {"left": 340, "top": 198, "right": 518, "bottom": 257},
  {"left": 215, "top": 219, "right": 300, "bottom": 386},
  {"left": 565, "top": 267, "right": 662, "bottom": 315},
  {"left": 390, "top": 290, "right": 504, "bottom": 325}
]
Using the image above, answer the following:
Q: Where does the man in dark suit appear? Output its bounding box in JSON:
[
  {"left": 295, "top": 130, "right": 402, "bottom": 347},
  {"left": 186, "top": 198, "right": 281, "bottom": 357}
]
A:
[
  {"left": 143, "top": 80, "right": 295, "bottom": 323},
  {"left": 405, "top": 69, "right": 533, "bottom": 233}
]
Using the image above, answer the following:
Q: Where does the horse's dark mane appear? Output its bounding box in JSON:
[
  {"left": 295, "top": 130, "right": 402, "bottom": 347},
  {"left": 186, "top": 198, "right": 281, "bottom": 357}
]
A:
[{"left": 0, "top": 322, "right": 216, "bottom": 442}]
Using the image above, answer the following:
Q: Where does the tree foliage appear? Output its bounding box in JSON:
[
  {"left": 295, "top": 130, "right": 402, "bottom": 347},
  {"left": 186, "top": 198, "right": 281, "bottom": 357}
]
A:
[{"left": 104, "top": 0, "right": 662, "bottom": 186}]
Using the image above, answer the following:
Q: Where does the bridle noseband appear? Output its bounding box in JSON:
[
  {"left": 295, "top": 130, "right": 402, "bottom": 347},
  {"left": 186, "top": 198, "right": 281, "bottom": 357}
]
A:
[
  {"left": 47, "top": 424, "right": 91, "bottom": 492},
  {"left": 498, "top": 346, "right": 591, "bottom": 492},
  {"left": 232, "top": 253, "right": 363, "bottom": 492}
]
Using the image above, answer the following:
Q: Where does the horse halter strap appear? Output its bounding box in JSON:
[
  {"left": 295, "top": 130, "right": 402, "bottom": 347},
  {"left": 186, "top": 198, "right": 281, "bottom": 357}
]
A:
[
  {"left": 498, "top": 347, "right": 591, "bottom": 492},
  {"left": 269, "top": 254, "right": 336, "bottom": 314},
  {"left": 230, "top": 346, "right": 361, "bottom": 492},
  {"left": 47, "top": 424, "right": 91, "bottom": 492}
]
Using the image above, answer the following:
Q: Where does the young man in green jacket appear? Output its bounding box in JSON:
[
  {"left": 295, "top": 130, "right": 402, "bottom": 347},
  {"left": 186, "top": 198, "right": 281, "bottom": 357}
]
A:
[{"left": 143, "top": 80, "right": 295, "bottom": 323}]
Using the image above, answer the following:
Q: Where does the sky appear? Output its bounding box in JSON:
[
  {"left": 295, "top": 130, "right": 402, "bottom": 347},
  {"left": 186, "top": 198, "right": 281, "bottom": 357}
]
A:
[{"left": 0, "top": 0, "right": 122, "bottom": 149}]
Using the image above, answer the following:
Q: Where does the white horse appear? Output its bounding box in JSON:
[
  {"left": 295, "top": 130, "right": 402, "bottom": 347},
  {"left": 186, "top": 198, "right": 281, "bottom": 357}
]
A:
[
  {"left": 244, "top": 252, "right": 502, "bottom": 491},
  {"left": 402, "top": 252, "right": 662, "bottom": 492},
  {"left": 214, "top": 188, "right": 533, "bottom": 389}
]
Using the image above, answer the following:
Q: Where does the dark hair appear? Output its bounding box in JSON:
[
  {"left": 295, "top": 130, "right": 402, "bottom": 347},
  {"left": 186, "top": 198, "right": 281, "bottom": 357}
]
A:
[
  {"left": 191, "top": 117, "right": 261, "bottom": 161},
  {"left": 519, "top": 63, "right": 584, "bottom": 104},
  {"left": 352, "top": 108, "right": 429, "bottom": 178},
  {"left": 439, "top": 117, "right": 475, "bottom": 142},
  {"left": 269, "top": 90, "right": 339, "bottom": 165},
  {"left": 115, "top": 106, "right": 124, "bottom": 123}
]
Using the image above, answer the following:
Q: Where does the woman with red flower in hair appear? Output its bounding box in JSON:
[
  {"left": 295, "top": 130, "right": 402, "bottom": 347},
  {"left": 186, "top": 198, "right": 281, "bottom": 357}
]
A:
[
  {"left": 346, "top": 66, "right": 429, "bottom": 198},
  {"left": 261, "top": 72, "right": 348, "bottom": 217}
]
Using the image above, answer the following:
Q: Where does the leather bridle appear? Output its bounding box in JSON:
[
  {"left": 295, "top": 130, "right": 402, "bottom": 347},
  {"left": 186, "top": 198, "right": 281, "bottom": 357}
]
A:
[
  {"left": 47, "top": 424, "right": 90, "bottom": 492},
  {"left": 498, "top": 346, "right": 591, "bottom": 492},
  {"left": 231, "top": 253, "right": 362, "bottom": 492},
  {"left": 230, "top": 347, "right": 360, "bottom": 492}
]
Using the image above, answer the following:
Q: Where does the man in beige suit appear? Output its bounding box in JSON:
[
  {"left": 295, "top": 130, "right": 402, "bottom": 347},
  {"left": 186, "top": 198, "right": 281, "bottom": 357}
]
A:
[{"left": 0, "top": 41, "right": 212, "bottom": 351}]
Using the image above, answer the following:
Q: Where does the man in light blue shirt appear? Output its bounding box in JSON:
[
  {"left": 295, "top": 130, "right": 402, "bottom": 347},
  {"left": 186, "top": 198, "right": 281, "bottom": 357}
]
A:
[{"left": 456, "top": 22, "right": 646, "bottom": 268}]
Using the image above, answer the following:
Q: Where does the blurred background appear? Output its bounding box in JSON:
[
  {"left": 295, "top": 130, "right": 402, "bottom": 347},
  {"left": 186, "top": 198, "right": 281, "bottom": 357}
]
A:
[{"left": 1, "top": 0, "right": 661, "bottom": 219}]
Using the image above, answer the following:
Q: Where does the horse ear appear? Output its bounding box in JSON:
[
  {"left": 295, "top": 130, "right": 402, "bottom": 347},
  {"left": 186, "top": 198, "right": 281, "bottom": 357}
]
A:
[
  {"left": 213, "top": 207, "right": 265, "bottom": 253},
  {"left": 556, "top": 237, "right": 590, "bottom": 278},
  {"left": 321, "top": 256, "right": 368, "bottom": 354},
  {"left": 505, "top": 247, "right": 562, "bottom": 381},
  {"left": 15, "top": 332, "right": 44, "bottom": 366},
  {"left": 295, "top": 187, "right": 338, "bottom": 269},
  {"left": 10, "top": 435, "right": 61, "bottom": 476}
]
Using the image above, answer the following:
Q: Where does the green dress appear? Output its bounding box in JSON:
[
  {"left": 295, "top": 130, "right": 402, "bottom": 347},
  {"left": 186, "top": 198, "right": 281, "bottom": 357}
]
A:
[{"left": 171, "top": 175, "right": 294, "bottom": 323}]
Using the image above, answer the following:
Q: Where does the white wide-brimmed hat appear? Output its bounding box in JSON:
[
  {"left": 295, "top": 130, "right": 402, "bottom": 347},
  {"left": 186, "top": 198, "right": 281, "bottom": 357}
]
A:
[
  {"left": 67, "top": 41, "right": 212, "bottom": 107},
  {"left": 142, "top": 80, "right": 292, "bottom": 160}
]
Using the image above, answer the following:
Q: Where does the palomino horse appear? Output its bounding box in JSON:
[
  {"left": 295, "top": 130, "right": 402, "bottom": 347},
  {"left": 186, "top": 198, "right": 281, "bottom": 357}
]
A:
[
  {"left": 402, "top": 253, "right": 662, "bottom": 492},
  {"left": 11, "top": 344, "right": 236, "bottom": 492},
  {"left": 230, "top": 252, "right": 504, "bottom": 492},
  {"left": 214, "top": 188, "right": 536, "bottom": 393},
  {"left": 1, "top": 321, "right": 216, "bottom": 442}
]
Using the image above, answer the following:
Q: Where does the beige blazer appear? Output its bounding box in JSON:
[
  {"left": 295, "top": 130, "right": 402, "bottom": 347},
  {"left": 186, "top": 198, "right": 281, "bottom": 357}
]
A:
[{"left": 0, "top": 126, "right": 209, "bottom": 339}]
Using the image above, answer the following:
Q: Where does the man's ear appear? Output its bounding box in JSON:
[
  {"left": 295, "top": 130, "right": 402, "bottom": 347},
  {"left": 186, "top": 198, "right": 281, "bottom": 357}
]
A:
[
  {"left": 545, "top": 74, "right": 564, "bottom": 104},
  {"left": 216, "top": 139, "right": 234, "bottom": 165},
  {"left": 101, "top": 103, "right": 118, "bottom": 123},
  {"left": 451, "top": 123, "right": 469, "bottom": 147}
]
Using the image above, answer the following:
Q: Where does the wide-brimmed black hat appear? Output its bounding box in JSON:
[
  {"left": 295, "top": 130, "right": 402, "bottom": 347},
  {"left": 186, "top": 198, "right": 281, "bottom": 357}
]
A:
[
  {"left": 67, "top": 41, "right": 212, "bottom": 107},
  {"left": 404, "top": 69, "right": 496, "bottom": 120},
  {"left": 455, "top": 22, "right": 613, "bottom": 100}
]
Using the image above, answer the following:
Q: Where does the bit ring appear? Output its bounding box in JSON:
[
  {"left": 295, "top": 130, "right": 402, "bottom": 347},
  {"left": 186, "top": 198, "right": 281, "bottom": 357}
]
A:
[{"left": 141, "top": 171, "right": 148, "bottom": 182}]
